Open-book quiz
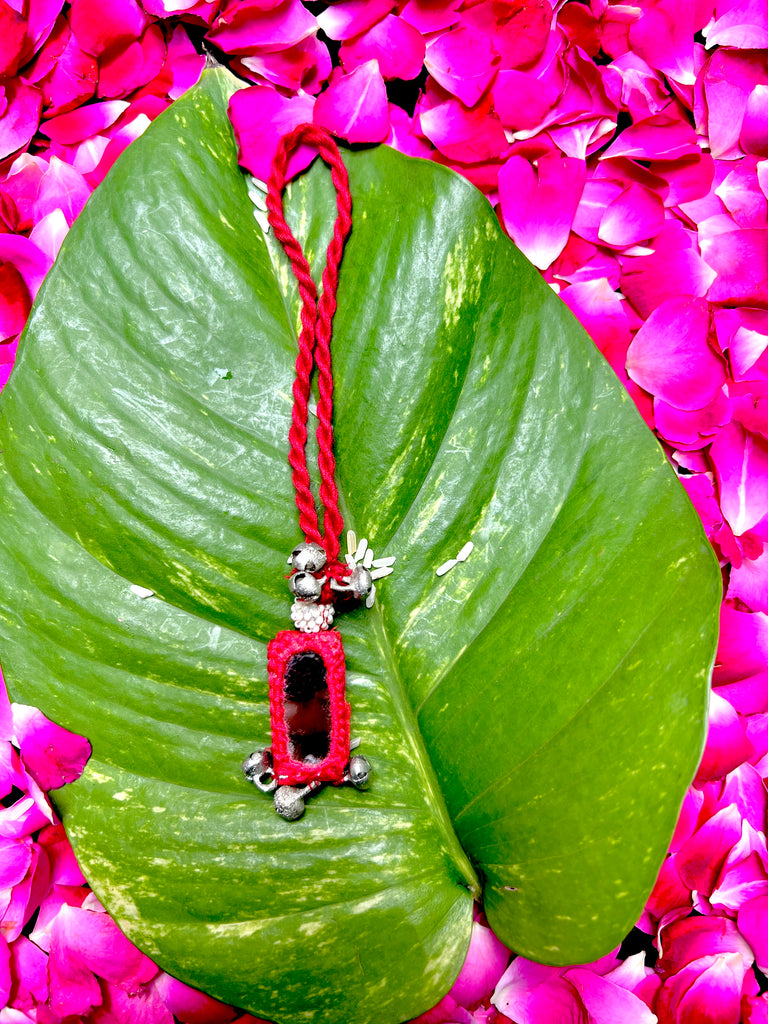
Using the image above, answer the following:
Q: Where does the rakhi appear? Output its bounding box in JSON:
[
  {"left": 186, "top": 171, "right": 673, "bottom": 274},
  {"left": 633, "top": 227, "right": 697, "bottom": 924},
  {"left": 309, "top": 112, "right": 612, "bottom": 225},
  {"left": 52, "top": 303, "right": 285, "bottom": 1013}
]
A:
[{"left": 242, "top": 125, "right": 393, "bottom": 821}]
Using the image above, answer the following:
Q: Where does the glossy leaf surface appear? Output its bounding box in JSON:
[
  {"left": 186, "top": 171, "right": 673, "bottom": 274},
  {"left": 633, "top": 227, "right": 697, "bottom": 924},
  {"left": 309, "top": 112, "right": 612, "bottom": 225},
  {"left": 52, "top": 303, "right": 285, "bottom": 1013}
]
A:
[{"left": 0, "top": 69, "right": 719, "bottom": 1021}]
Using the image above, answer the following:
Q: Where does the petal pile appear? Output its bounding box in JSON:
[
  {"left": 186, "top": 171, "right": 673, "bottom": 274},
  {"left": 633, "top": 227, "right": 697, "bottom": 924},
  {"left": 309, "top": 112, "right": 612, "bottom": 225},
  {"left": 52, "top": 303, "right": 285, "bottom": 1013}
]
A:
[{"left": 1, "top": 1, "right": 768, "bottom": 1022}]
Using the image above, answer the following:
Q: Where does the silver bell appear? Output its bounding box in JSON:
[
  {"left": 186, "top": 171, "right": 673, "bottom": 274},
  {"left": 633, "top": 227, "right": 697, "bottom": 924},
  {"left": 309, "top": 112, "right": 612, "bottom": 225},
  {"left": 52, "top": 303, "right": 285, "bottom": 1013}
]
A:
[
  {"left": 349, "top": 565, "right": 373, "bottom": 600},
  {"left": 348, "top": 754, "right": 371, "bottom": 790},
  {"left": 289, "top": 571, "right": 324, "bottom": 602},
  {"left": 242, "top": 748, "right": 276, "bottom": 793},
  {"left": 274, "top": 786, "right": 306, "bottom": 821},
  {"left": 289, "top": 542, "right": 327, "bottom": 574}
]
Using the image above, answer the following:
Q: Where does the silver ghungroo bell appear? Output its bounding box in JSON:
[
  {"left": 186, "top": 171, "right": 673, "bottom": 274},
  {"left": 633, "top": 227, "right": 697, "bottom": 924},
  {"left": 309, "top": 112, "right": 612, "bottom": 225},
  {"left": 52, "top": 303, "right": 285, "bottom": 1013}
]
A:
[
  {"left": 289, "top": 571, "right": 325, "bottom": 601},
  {"left": 288, "top": 542, "right": 327, "bottom": 574}
]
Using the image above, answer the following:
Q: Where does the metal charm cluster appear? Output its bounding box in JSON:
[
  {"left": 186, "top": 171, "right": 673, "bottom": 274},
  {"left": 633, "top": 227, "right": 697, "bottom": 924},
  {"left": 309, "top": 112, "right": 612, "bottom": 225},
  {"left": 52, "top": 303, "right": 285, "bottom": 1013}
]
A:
[
  {"left": 287, "top": 539, "right": 392, "bottom": 633},
  {"left": 242, "top": 743, "right": 372, "bottom": 821}
]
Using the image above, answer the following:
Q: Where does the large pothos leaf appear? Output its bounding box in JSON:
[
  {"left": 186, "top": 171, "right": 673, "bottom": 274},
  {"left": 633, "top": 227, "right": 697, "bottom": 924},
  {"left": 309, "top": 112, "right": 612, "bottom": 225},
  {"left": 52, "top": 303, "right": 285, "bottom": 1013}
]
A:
[{"left": 0, "top": 69, "right": 719, "bottom": 1021}]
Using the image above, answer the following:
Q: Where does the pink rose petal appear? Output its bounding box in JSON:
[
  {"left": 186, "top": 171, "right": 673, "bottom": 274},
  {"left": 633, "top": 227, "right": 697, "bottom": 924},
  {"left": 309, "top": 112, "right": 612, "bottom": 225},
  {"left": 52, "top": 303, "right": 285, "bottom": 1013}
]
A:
[
  {"left": 703, "top": 50, "right": 768, "bottom": 161},
  {"left": 228, "top": 86, "right": 315, "bottom": 182},
  {"left": 657, "top": 914, "right": 754, "bottom": 976},
  {"left": 8, "top": 934, "right": 48, "bottom": 1010},
  {"left": 40, "top": 99, "right": 129, "bottom": 145},
  {"left": 419, "top": 95, "right": 508, "bottom": 163},
  {"left": 498, "top": 151, "right": 585, "bottom": 270},
  {"left": 715, "top": 158, "right": 768, "bottom": 229},
  {"left": 654, "top": 390, "right": 731, "bottom": 449},
  {"left": 620, "top": 220, "right": 717, "bottom": 319},
  {"left": 716, "top": 605, "right": 768, "bottom": 684},
  {"left": 68, "top": 0, "right": 149, "bottom": 57},
  {"left": 29, "top": 208, "right": 69, "bottom": 263},
  {"left": 676, "top": 803, "right": 744, "bottom": 894},
  {"left": 0, "top": 262, "right": 30, "bottom": 343},
  {"left": 738, "top": 894, "right": 768, "bottom": 973},
  {"left": 38, "top": 823, "right": 86, "bottom": 886},
  {"left": 208, "top": 0, "right": 318, "bottom": 54},
  {"left": 706, "top": 0, "right": 768, "bottom": 49},
  {"left": 602, "top": 52, "right": 671, "bottom": 122},
  {"left": 711, "top": 422, "right": 768, "bottom": 537},
  {"left": 239, "top": 35, "right": 330, "bottom": 92},
  {"left": 645, "top": 854, "right": 692, "bottom": 920},
  {"left": 93, "top": 977, "right": 174, "bottom": 1024},
  {"left": 560, "top": 278, "right": 632, "bottom": 375},
  {"left": 742, "top": 85, "right": 768, "bottom": 157},
  {"left": 0, "top": 0, "right": 26, "bottom": 77},
  {"left": 153, "top": 973, "right": 236, "bottom": 1023},
  {"left": 385, "top": 104, "right": 432, "bottom": 159},
  {"left": 462, "top": 0, "right": 554, "bottom": 69},
  {"left": 696, "top": 691, "right": 756, "bottom": 783},
  {"left": 711, "top": 820, "right": 768, "bottom": 911},
  {"left": 492, "top": 62, "right": 565, "bottom": 133},
  {"left": 658, "top": 953, "right": 749, "bottom": 1024},
  {"left": 339, "top": 15, "right": 424, "bottom": 82},
  {"left": 492, "top": 957, "right": 586, "bottom": 1024},
  {"left": 597, "top": 181, "right": 665, "bottom": 248},
  {"left": 729, "top": 543, "right": 768, "bottom": 611},
  {"left": 314, "top": 61, "right": 389, "bottom": 144},
  {"left": 704, "top": 229, "right": 768, "bottom": 307},
  {"left": 25, "top": 15, "right": 99, "bottom": 117},
  {"left": 316, "top": 0, "right": 394, "bottom": 41},
  {"left": 650, "top": 152, "right": 715, "bottom": 207},
  {"left": 52, "top": 904, "right": 157, "bottom": 989},
  {"left": 0, "top": 80, "right": 42, "bottom": 162},
  {"left": 449, "top": 919, "right": 510, "bottom": 1007},
  {"left": 400, "top": 0, "right": 461, "bottom": 35},
  {"left": 166, "top": 24, "right": 206, "bottom": 101},
  {"left": 716, "top": 308, "right": 768, "bottom": 380},
  {"left": 0, "top": 234, "right": 51, "bottom": 301},
  {"left": 629, "top": 0, "right": 697, "bottom": 86},
  {"left": 98, "top": 24, "right": 167, "bottom": 100},
  {"left": 11, "top": 705, "right": 91, "bottom": 791},
  {"left": 564, "top": 967, "right": 656, "bottom": 1024},
  {"left": 626, "top": 296, "right": 725, "bottom": 410},
  {"left": 603, "top": 114, "right": 700, "bottom": 161},
  {"left": 425, "top": 27, "right": 500, "bottom": 107}
]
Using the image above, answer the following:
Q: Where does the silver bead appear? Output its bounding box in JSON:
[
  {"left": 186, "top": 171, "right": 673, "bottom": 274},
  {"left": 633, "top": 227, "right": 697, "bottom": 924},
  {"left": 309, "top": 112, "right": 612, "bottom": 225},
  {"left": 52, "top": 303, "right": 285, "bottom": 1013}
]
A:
[
  {"left": 242, "top": 748, "right": 276, "bottom": 792},
  {"left": 274, "top": 785, "right": 306, "bottom": 821},
  {"left": 289, "top": 542, "right": 327, "bottom": 574},
  {"left": 349, "top": 565, "right": 373, "bottom": 600},
  {"left": 289, "top": 571, "right": 324, "bottom": 601},
  {"left": 348, "top": 754, "right": 371, "bottom": 790}
]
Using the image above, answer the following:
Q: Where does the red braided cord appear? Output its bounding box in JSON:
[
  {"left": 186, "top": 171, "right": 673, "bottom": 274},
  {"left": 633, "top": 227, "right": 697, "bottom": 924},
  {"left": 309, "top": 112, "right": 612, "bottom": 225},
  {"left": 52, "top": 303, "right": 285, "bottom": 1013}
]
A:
[{"left": 266, "top": 124, "right": 352, "bottom": 563}]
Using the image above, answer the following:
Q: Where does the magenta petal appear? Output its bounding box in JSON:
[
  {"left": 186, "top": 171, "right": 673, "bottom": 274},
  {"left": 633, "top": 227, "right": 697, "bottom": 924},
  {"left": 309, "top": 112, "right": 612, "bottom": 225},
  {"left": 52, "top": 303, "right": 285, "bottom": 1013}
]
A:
[
  {"left": 654, "top": 390, "right": 730, "bottom": 449},
  {"left": 603, "top": 114, "right": 700, "bottom": 161},
  {"left": 207, "top": 0, "right": 318, "bottom": 55},
  {"left": 99, "top": 25, "right": 167, "bottom": 100},
  {"left": 711, "top": 422, "right": 768, "bottom": 536},
  {"left": 400, "top": 0, "right": 461, "bottom": 35},
  {"left": 704, "top": 229, "right": 768, "bottom": 307},
  {"left": 449, "top": 920, "right": 510, "bottom": 1007},
  {"left": 9, "top": 933, "right": 49, "bottom": 1008},
  {"left": 492, "top": 64, "right": 564, "bottom": 133},
  {"left": 572, "top": 179, "right": 624, "bottom": 245},
  {"left": 0, "top": 234, "right": 51, "bottom": 301},
  {"left": 696, "top": 690, "right": 755, "bottom": 783},
  {"left": 228, "top": 86, "right": 315, "bottom": 182},
  {"left": 629, "top": 0, "right": 696, "bottom": 85},
  {"left": 715, "top": 159, "right": 768, "bottom": 229},
  {"left": 716, "top": 605, "right": 768, "bottom": 684},
  {"left": 0, "top": 261, "right": 31, "bottom": 344},
  {"left": 742, "top": 85, "right": 768, "bottom": 157},
  {"left": 386, "top": 103, "right": 432, "bottom": 158},
  {"left": 706, "top": 0, "right": 768, "bottom": 49},
  {"left": 620, "top": 220, "right": 716, "bottom": 319},
  {"left": 340, "top": 15, "right": 424, "bottom": 82},
  {"left": 315, "top": 0, "right": 393, "bottom": 41},
  {"left": 626, "top": 297, "right": 725, "bottom": 410},
  {"left": 738, "top": 894, "right": 768, "bottom": 973},
  {"left": 598, "top": 181, "right": 665, "bottom": 248},
  {"left": 0, "top": 80, "right": 42, "bottom": 162},
  {"left": 95, "top": 977, "right": 174, "bottom": 1024},
  {"left": 704, "top": 50, "right": 768, "bottom": 161},
  {"left": 419, "top": 97, "right": 507, "bottom": 163},
  {"left": 498, "top": 151, "right": 585, "bottom": 270},
  {"left": 12, "top": 705, "right": 91, "bottom": 791},
  {"left": 153, "top": 973, "right": 236, "bottom": 1023},
  {"left": 729, "top": 545, "right": 768, "bottom": 612},
  {"left": 313, "top": 60, "right": 389, "bottom": 143},
  {"left": 0, "top": 836, "right": 32, "bottom": 888},
  {"left": 645, "top": 854, "right": 692, "bottom": 920},
  {"left": 29, "top": 208, "right": 70, "bottom": 263},
  {"left": 658, "top": 915, "right": 754, "bottom": 977},
  {"left": 33, "top": 155, "right": 91, "bottom": 226},
  {"left": 461, "top": 0, "right": 553, "bottom": 69},
  {"left": 677, "top": 953, "right": 749, "bottom": 1024},
  {"left": 0, "top": 1, "right": 26, "bottom": 77},
  {"left": 240, "top": 35, "right": 330, "bottom": 91},
  {"left": 494, "top": 972, "right": 586, "bottom": 1024},
  {"left": 676, "top": 804, "right": 744, "bottom": 895},
  {"left": 54, "top": 904, "right": 157, "bottom": 986},
  {"left": 166, "top": 24, "right": 207, "bottom": 101},
  {"left": 564, "top": 967, "right": 656, "bottom": 1024},
  {"left": 425, "top": 27, "right": 499, "bottom": 107},
  {"left": 68, "top": 0, "right": 149, "bottom": 57},
  {"left": 40, "top": 99, "right": 129, "bottom": 145}
]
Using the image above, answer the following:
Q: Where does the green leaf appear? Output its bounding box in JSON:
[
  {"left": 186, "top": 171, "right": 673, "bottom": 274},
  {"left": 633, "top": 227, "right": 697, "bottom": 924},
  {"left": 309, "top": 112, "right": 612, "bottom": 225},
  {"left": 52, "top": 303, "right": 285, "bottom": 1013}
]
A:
[{"left": 0, "top": 69, "right": 719, "bottom": 1021}]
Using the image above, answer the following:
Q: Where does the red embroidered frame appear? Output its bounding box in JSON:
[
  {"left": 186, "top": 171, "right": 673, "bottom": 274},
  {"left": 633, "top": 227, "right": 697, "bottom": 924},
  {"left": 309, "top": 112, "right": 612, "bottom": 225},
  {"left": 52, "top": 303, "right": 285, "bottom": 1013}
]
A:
[{"left": 267, "top": 629, "right": 350, "bottom": 786}]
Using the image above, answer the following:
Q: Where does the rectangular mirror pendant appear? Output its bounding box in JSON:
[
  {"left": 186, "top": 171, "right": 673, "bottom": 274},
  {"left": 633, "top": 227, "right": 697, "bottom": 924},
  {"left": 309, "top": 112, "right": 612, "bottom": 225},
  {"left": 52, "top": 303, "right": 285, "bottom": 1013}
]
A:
[{"left": 267, "top": 630, "right": 350, "bottom": 787}]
